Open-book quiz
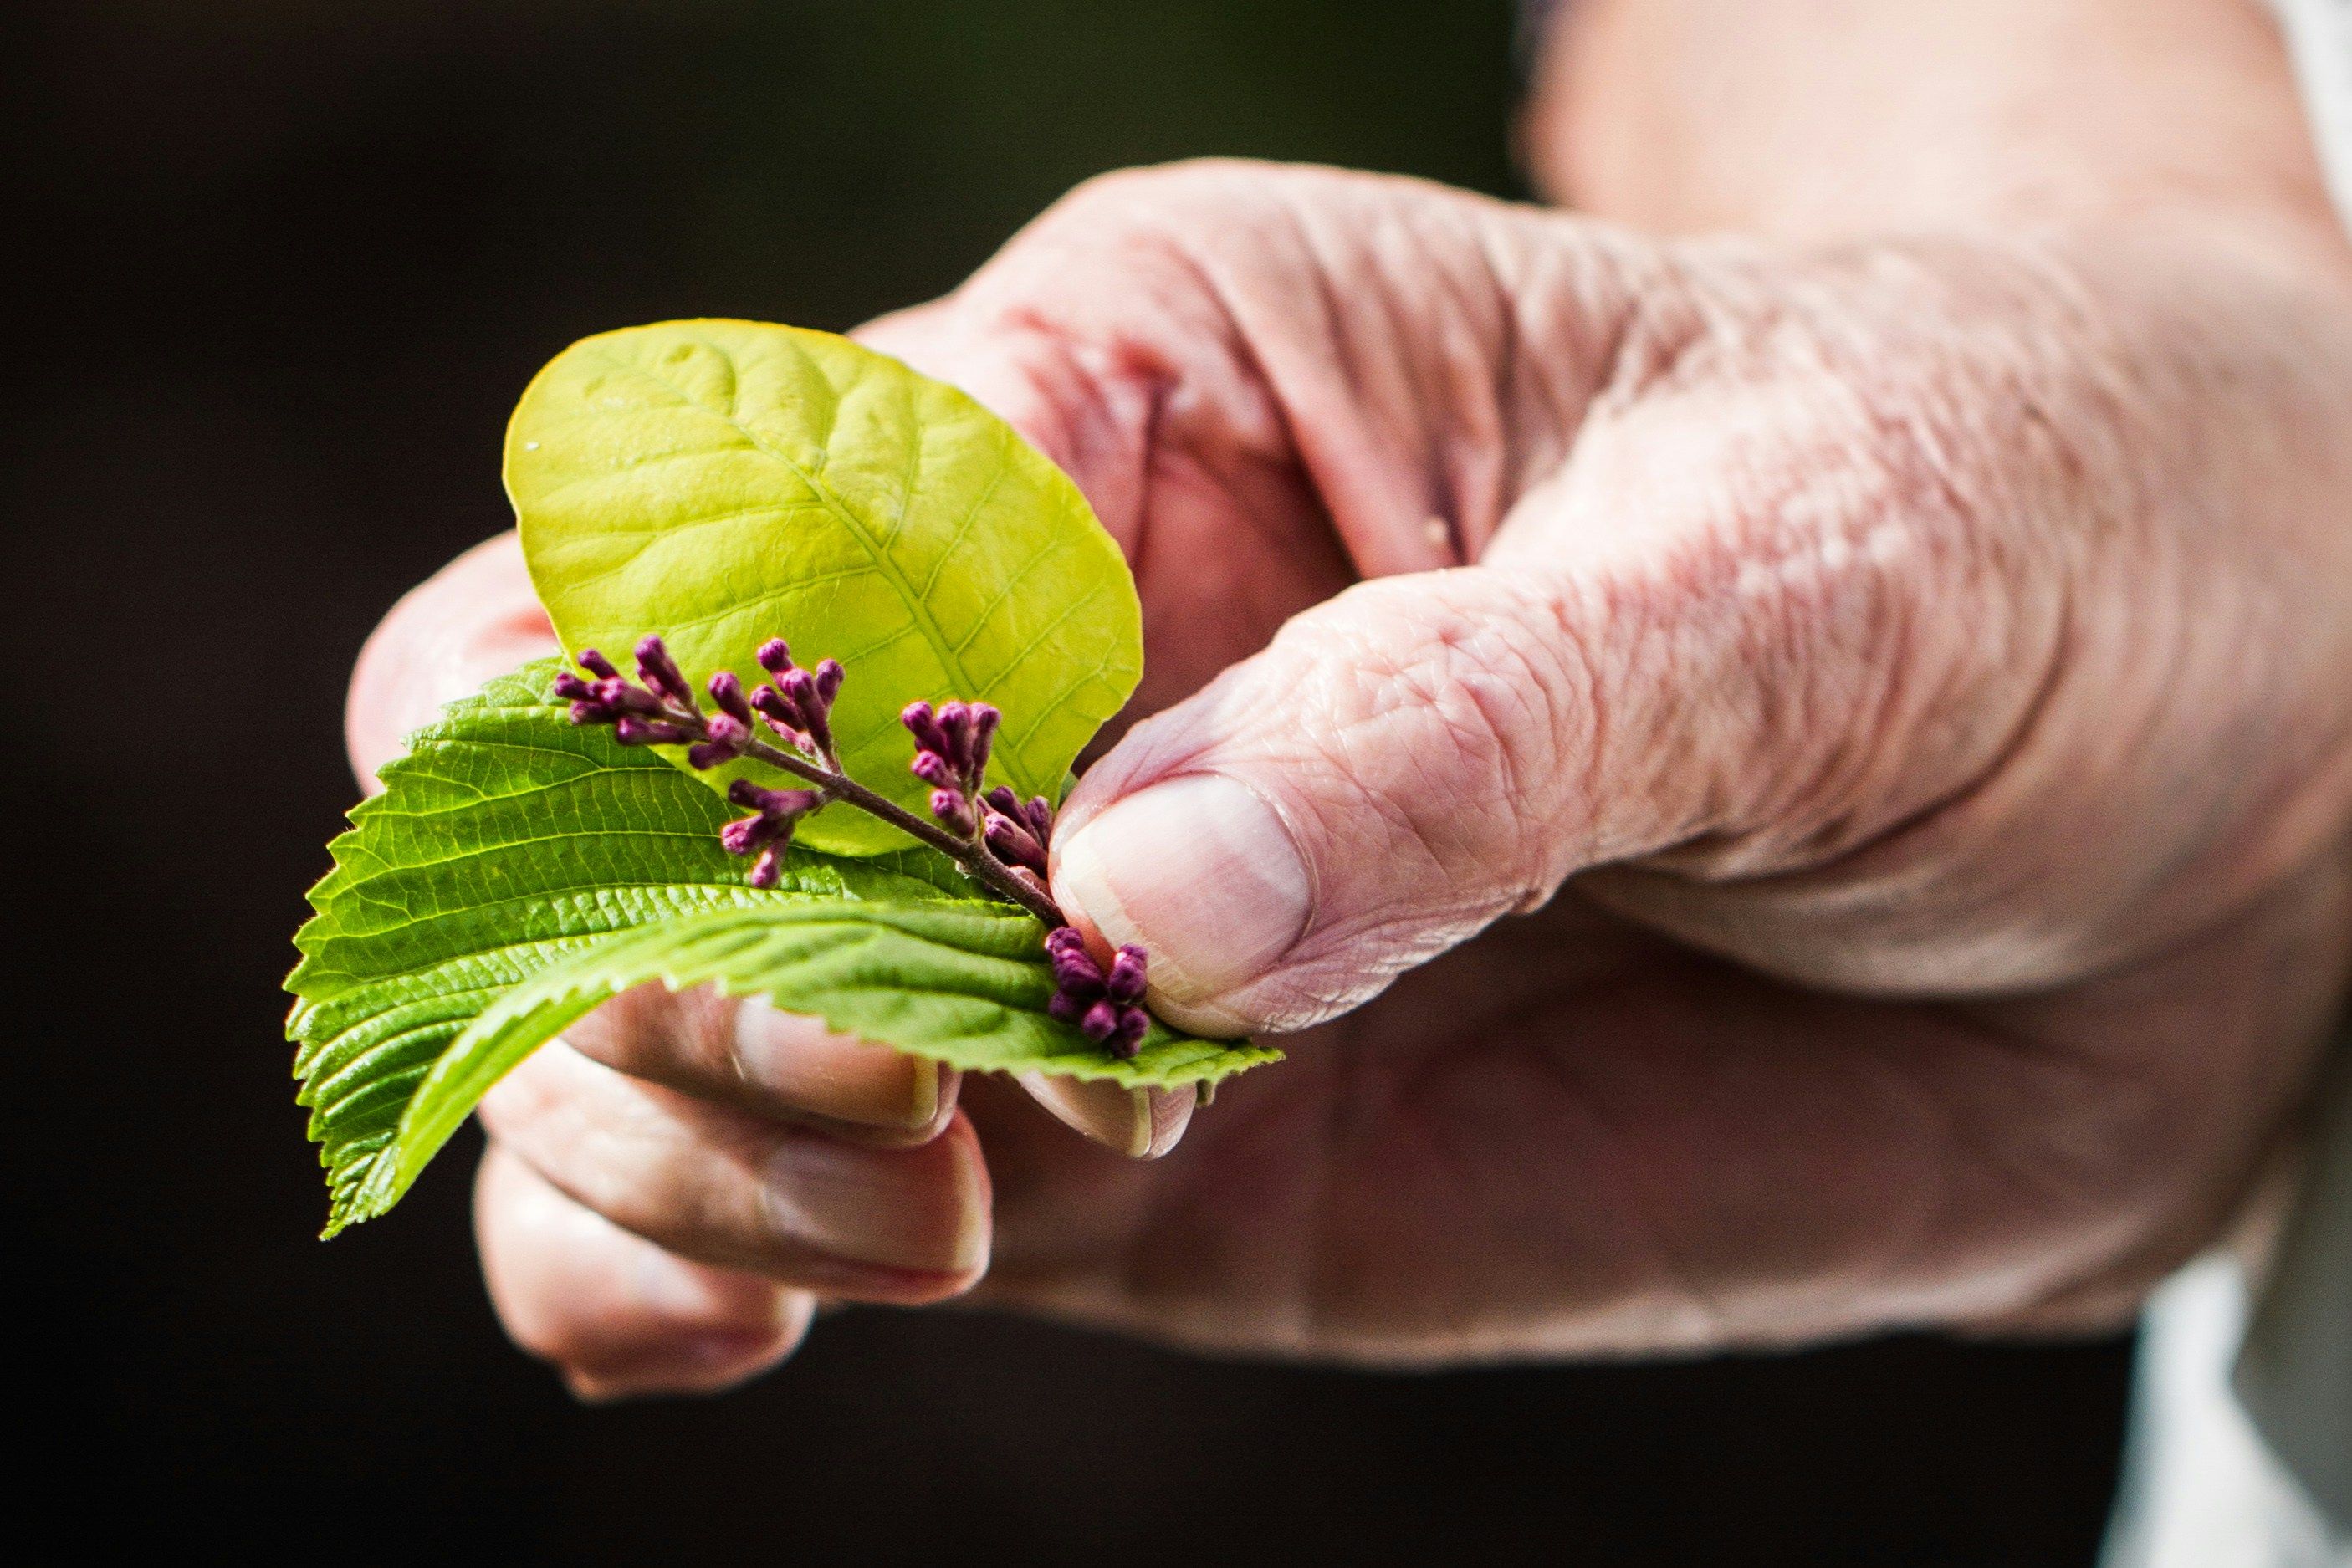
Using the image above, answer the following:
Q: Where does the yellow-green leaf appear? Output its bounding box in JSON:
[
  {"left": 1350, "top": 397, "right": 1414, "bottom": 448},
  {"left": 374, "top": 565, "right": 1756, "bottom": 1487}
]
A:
[{"left": 506, "top": 319, "right": 1143, "bottom": 854}]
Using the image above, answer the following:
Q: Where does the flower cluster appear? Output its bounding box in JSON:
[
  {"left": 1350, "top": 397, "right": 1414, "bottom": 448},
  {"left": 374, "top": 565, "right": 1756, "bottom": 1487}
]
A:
[
  {"left": 899, "top": 700, "right": 1000, "bottom": 836},
  {"left": 555, "top": 635, "right": 844, "bottom": 889},
  {"left": 553, "top": 641, "right": 695, "bottom": 743},
  {"left": 902, "top": 701, "right": 1061, "bottom": 898},
  {"left": 557, "top": 632, "right": 1156, "bottom": 1056},
  {"left": 743, "top": 638, "right": 844, "bottom": 764},
  {"left": 1043, "top": 927, "right": 1152, "bottom": 1058},
  {"left": 719, "top": 782, "right": 822, "bottom": 889}
]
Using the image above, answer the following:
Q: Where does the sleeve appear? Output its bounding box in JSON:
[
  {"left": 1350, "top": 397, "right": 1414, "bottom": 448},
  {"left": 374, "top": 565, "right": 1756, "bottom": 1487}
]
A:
[
  {"left": 2271, "top": 0, "right": 2352, "bottom": 222},
  {"left": 2237, "top": 1051, "right": 2352, "bottom": 1539},
  {"left": 2101, "top": 1049, "right": 2352, "bottom": 1568}
]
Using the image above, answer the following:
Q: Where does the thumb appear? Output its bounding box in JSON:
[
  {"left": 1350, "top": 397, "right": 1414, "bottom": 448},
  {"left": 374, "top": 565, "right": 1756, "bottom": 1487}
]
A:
[{"left": 1049, "top": 562, "right": 1652, "bottom": 1038}]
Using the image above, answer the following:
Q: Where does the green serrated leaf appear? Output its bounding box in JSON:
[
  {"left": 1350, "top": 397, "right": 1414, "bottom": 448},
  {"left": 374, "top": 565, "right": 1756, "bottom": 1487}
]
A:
[
  {"left": 288, "top": 660, "right": 972, "bottom": 1235},
  {"left": 505, "top": 319, "right": 1143, "bottom": 855},
  {"left": 354, "top": 904, "right": 1280, "bottom": 1225}
]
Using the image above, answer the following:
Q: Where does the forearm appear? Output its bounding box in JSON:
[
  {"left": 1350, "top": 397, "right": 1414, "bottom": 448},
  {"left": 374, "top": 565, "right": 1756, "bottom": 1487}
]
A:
[{"left": 1526, "top": 0, "right": 2350, "bottom": 267}]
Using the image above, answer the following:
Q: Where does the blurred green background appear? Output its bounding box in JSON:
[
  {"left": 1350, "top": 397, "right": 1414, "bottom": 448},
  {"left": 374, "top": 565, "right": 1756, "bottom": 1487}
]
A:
[{"left": 9, "top": 3, "right": 2130, "bottom": 1562}]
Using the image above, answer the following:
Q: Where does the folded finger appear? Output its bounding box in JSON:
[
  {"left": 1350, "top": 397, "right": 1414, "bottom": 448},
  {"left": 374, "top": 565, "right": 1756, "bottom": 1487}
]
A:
[
  {"left": 480, "top": 1040, "right": 989, "bottom": 1304},
  {"left": 475, "top": 1142, "right": 813, "bottom": 1401},
  {"left": 561, "top": 984, "right": 959, "bottom": 1147}
]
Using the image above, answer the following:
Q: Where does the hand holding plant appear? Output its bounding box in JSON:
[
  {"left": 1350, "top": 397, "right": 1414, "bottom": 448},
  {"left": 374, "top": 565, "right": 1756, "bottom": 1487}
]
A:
[{"left": 334, "top": 155, "right": 2352, "bottom": 1400}]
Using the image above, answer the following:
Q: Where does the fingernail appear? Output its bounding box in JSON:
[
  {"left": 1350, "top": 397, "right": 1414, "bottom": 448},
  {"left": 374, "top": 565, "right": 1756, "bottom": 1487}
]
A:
[
  {"left": 759, "top": 1126, "right": 989, "bottom": 1278},
  {"left": 1017, "top": 1075, "right": 1194, "bottom": 1158},
  {"left": 734, "top": 1001, "right": 958, "bottom": 1137},
  {"left": 1052, "top": 774, "right": 1310, "bottom": 1036}
]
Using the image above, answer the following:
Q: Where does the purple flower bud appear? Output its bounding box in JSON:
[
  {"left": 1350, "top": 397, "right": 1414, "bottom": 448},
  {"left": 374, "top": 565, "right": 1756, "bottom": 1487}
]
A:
[
  {"left": 1022, "top": 795, "right": 1056, "bottom": 844},
  {"left": 901, "top": 702, "right": 948, "bottom": 757},
  {"left": 984, "top": 785, "right": 1022, "bottom": 820},
  {"left": 813, "top": 658, "right": 844, "bottom": 703},
  {"left": 1046, "top": 990, "right": 1085, "bottom": 1024},
  {"left": 707, "top": 671, "right": 754, "bottom": 725},
  {"left": 575, "top": 648, "right": 620, "bottom": 681},
  {"left": 770, "top": 787, "right": 823, "bottom": 819},
  {"left": 749, "top": 683, "right": 806, "bottom": 738},
  {"left": 1107, "top": 1007, "right": 1149, "bottom": 1060},
  {"left": 936, "top": 702, "right": 974, "bottom": 774},
  {"left": 930, "top": 788, "right": 975, "bottom": 838},
  {"left": 1079, "top": 999, "right": 1122, "bottom": 1043},
  {"left": 591, "top": 677, "right": 664, "bottom": 716},
  {"left": 1106, "top": 946, "right": 1148, "bottom": 1005},
  {"left": 613, "top": 717, "right": 690, "bottom": 746},
  {"left": 1044, "top": 925, "right": 1089, "bottom": 958},
  {"left": 1046, "top": 938, "right": 1105, "bottom": 999},
  {"left": 634, "top": 636, "right": 693, "bottom": 707},
  {"left": 552, "top": 671, "right": 596, "bottom": 702},
  {"left": 719, "top": 815, "right": 780, "bottom": 856},
  {"left": 567, "top": 700, "right": 616, "bottom": 727},
  {"left": 727, "top": 781, "right": 821, "bottom": 820},
  {"left": 779, "top": 668, "right": 832, "bottom": 754},
  {"left": 686, "top": 713, "right": 749, "bottom": 770},
  {"left": 757, "top": 638, "right": 793, "bottom": 676},
  {"left": 969, "top": 704, "right": 1000, "bottom": 774},
  {"left": 747, "top": 847, "right": 784, "bottom": 889},
  {"left": 983, "top": 811, "right": 1046, "bottom": 876},
  {"left": 910, "top": 749, "right": 956, "bottom": 788}
]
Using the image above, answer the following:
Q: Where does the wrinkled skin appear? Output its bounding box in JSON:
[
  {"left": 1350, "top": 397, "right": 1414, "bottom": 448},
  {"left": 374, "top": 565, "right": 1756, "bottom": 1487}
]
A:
[{"left": 351, "top": 160, "right": 2352, "bottom": 1397}]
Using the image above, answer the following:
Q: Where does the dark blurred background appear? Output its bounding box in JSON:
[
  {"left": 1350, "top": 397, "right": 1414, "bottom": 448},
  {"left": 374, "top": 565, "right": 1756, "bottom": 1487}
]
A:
[{"left": 8, "top": 3, "right": 2131, "bottom": 1562}]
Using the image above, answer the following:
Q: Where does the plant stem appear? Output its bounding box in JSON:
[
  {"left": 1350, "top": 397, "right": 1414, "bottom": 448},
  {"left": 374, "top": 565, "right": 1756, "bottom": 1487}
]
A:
[{"left": 715, "top": 725, "right": 1066, "bottom": 927}]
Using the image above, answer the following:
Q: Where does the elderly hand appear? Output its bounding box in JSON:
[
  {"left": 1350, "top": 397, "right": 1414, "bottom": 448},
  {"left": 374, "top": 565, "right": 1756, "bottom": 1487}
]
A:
[{"left": 351, "top": 158, "right": 2352, "bottom": 1397}]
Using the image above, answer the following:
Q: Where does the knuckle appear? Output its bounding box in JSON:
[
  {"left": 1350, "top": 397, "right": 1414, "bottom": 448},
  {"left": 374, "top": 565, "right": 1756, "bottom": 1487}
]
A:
[
  {"left": 473, "top": 1043, "right": 575, "bottom": 1136},
  {"left": 563, "top": 983, "right": 729, "bottom": 1083},
  {"left": 1280, "top": 575, "right": 1588, "bottom": 905},
  {"left": 1558, "top": 257, "right": 2084, "bottom": 871},
  {"left": 1031, "top": 157, "right": 1328, "bottom": 238}
]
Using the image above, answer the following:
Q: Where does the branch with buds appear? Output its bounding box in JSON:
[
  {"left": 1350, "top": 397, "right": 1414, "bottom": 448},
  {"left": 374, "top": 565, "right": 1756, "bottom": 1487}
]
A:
[{"left": 557, "top": 635, "right": 1155, "bottom": 1057}]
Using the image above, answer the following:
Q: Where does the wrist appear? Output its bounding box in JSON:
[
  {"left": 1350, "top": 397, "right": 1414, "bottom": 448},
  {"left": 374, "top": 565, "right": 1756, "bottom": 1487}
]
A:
[{"left": 1528, "top": 0, "right": 2352, "bottom": 290}]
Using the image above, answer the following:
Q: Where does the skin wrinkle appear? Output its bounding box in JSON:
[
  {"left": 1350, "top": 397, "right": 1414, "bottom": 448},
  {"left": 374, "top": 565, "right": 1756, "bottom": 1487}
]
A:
[
  {"left": 1247, "top": 193, "right": 1432, "bottom": 577},
  {"left": 1562, "top": 261, "right": 2078, "bottom": 907},
  {"left": 1513, "top": 1026, "right": 1738, "bottom": 1351},
  {"left": 1453, "top": 219, "right": 1519, "bottom": 562},
  {"left": 1292, "top": 1009, "right": 1414, "bottom": 1357},
  {"left": 1405, "top": 199, "right": 1526, "bottom": 561},
  {"left": 1483, "top": 228, "right": 1642, "bottom": 539},
  {"left": 1612, "top": 997, "right": 1966, "bottom": 1339},
  {"left": 1432, "top": 631, "right": 1556, "bottom": 903},
  {"left": 1376, "top": 600, "right": 1550, "bottom": 889},
  {"left": 1302, "top": 191, "right": 1436, "bottom": 544},
  {"left": 1894, "top": 1032, "right": 2159, "bottom": 1314},
  {"left": 1804, "top": 466, "right": 2035, "bottom": 869},
  {"left": 1973, "top": 866, "right": 2352, "bottom": 1305},
  {"left": 1138, "top": 207, "right": 1335, "bottom": 518},
  {"left": 1368, "top": 189, "right": 1500, "bottom": 559}
]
